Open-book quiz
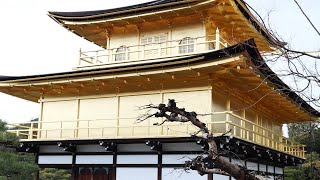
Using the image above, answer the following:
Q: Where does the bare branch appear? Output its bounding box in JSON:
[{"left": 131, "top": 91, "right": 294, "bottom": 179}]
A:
[
  {"left": 138, "top": 99, "right": 263, "bottom": 180},
  {"left": 292, "top": 0, "right": 320, "bottom": 37}
]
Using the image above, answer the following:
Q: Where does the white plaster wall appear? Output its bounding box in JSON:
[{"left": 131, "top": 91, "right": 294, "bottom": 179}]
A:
[
  {"left": 117, "top": 155, "right": 158, "bottom": 164},
  {"left": 162, "top": 168, "right": 207, "bottom": 180},
  {"left": 76, "top": 155, "right": 113, "bottom": 164},
  {"left": 117, "top": 168, "right": 157, "bottom": 180},
  {"left": 246, "top": 162, "right": 258, "bottom": 171},
  {"left": 38, "top": 155, "right": 72, "bottom": 164},
  {"left": 162, "top": 154, "right": 202, "bottom": 164},
  {"left": 275, "top": 167, "right": 283, "bottom": 174}
]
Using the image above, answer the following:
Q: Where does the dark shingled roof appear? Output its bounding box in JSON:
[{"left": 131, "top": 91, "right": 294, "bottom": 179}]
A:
[
  {"left": 49, "top": 0, "right": 189, "bottom": 18},
  {"left": 0, "top": 39, "right": 319, "bottom": 117}
]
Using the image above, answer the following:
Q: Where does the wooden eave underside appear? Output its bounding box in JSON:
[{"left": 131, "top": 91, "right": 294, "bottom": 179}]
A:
[
  {"left": 52, "top": 0, "right": 274, "bottom": 51},
  {"left": 0, "top": 54, "right": 313, "bottom": 122}
]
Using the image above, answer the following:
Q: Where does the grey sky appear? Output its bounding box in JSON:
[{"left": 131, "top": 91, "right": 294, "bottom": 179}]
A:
[{"left": 0, "top": 0, "right": 319, "bottom": 123}]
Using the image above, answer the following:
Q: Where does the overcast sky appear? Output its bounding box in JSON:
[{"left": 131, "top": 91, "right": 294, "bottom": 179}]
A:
[{"left": 0, "top": 0, "right": 319, "bottom": 123}]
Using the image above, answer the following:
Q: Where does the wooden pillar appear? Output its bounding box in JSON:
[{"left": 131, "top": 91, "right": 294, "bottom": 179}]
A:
[
  {"left": 75, "top": 99, "right": 80, "bottom": 138},
  {"left": 112, "top": 151, "right": 117, "bottom": 180},
  {"left": 226, "top": 91, "right": 231, "bottom": 132},
  {"left": 38, "top": 101, "right": 44, "bottom": 139},
  {"left": 116, "top": 95, "right": 120, "bottom": 137},
  {"left": 106, "top": 29, "right": 112, "bottom": 63},
  {"left": 71, "top": 152, "right": 78, "bottom": 180},
  {"left": 167, "top": 20, "right": 173, "bottom": 56},
  {"left": 157, "top": 151, "right": 162, "bottom": 180},
  {"left": 71, "top": 168, "right": 79, "bottom": 180}
]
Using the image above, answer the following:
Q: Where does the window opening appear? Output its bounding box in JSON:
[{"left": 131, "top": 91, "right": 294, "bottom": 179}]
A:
[
  {"left": 179, "top": 37, "right": 195, "bottom": 54},
  {"left": 115, "top": 46, "right": 128, "bottom": 61},
  {"left": 141, "top": 34, "right": 167, "bottom": 57}
]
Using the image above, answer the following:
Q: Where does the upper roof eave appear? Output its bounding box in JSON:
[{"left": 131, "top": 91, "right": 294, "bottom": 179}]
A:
[
  {"left": 48, "top": 0, "right": 197, "bottom": 20},
  {"left": 48, "top": 0, "right": 280, "bottom": 48}
]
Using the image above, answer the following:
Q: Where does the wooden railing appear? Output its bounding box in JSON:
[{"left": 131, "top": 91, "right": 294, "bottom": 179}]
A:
[
  {"left": 210, "top": 112, "right": 305, "bottom": 158},
  {"left": 7, "top": 111, "right": 305, "bottom": 158},
  {"left": 77, "top": 28, "right": 230, "bottom": 68},
  {"left": 6, "top": 122, "right": 38, "bottom": 139}
]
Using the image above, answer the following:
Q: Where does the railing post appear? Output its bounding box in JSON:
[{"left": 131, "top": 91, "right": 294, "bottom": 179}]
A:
[
  {"left": 29, "top": 122, "right": 34, "bottom": 140},
  {"left": 262, "top": 129, "right": 265, "bottom": 146},
  {"left": 215, "top": 27, "right": 220, "bottom": 50},
  {"left": 60, "top": 121, "right": 63, "bottom": 138},
  {"left": 78, "top": 48, "right": 82, "bottom": 66},
  {"left": 126, "top": 50, "right": 129, "bottom": 61},
  {"left": 158, "top": 43, "right": 162, "bottom": 58},
  {"left": 240, "top": 119, "right": 243, "bottom": 138},
  {"left": 140, "top": 45, "right": 144, "bottom": 59},
  {"left": 267, "top": 132, "right": 270, "bottom": 147},
  {"left": 252, "top": 125, "right": 255, "bottom": 142},
  {"left": 108, "top": 49, "right": 112, "bottom": 62},
  {"left": 271, "top": 133, "right": 274, "bottom": 148},
  {"left": 226, "top": 113, "right": 230, "bottom": 133},
  {"left": 95, "top": 51, "right": 98, "bottom": 63},
  {"left": 194, "top": 38, "right": 198, "bottom": 53}
]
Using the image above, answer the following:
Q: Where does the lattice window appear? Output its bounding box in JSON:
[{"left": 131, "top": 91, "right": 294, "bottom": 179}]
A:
[
  {"left": 141, "top": 34, "right": 167, "bottom": 57},
  {"left": 179, "top": 37, "right": 195, "bottom": 54},
  {"left": 115, "top": 46, "right": 128, "bottom": 61}
]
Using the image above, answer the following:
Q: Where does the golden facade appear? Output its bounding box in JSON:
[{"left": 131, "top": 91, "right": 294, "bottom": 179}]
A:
[{"left": 1, "top": 0, "right": 318, "bottom": 163}]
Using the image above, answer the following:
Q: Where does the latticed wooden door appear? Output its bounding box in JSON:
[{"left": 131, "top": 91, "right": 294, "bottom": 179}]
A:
[
  {"left": 93, "top": 168, "right": 109, "bottom": 180},
  {"left": 79, "top": 168, "right": 92, "bottom": 180}
]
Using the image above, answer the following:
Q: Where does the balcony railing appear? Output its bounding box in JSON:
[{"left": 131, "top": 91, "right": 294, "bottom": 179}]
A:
[
  {"left": 211, "top": 112, "right": 306, "bottom": 159},
  {"left": 77, "top": 28, "right": 230, "bottom": 68},
  {"left": 7, "top": 111, "right": 305, "bottom": 158}
]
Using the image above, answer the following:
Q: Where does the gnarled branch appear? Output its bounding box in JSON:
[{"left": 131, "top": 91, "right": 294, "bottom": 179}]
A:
[{"left": 138, "top": 99, "right": 263, "bottom": 180}]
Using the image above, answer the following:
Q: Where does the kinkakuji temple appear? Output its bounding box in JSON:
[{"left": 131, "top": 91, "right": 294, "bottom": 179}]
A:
[{"left": 1, "top": 0, "right": 319, "bottom": 179}]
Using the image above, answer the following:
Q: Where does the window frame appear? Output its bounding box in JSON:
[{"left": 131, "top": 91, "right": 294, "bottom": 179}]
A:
[
  {"left": 178, "top": 37, "right": 195, "bottom": 54},
  {"left": 115, "top": 46, "right": 129, "bottom": 61},
  {"left": 141, "top": 34, "right": 168, "bottom": 58}
]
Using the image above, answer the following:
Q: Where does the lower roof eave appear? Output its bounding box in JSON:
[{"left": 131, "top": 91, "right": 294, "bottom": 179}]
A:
[{"left": 19, "top": 136, "right": 304, "bottom": 165}]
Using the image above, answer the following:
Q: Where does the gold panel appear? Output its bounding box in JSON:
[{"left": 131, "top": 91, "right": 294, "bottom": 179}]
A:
[
  {"left": 41, "top": 100, "right": 77, "bottom": 139},
  {"left": 163, "top": 90, "right": 211, "bottom": 136},
  {"left": 212, "top": 88, "right": 227, "bottom": 132},
  {"left": 119, "top": 93, "right": 162, "bottom": 137},
  {"left": 78, "top": 97, "right": 117, "bottom": 138}
]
